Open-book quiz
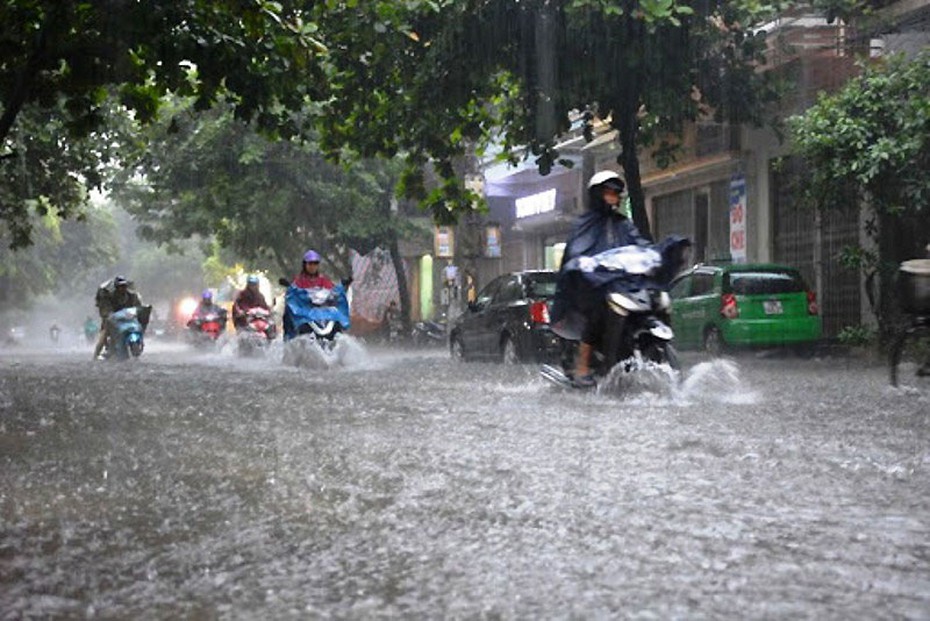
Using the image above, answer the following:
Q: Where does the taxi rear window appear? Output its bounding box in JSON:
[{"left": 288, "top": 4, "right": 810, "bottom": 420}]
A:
[{"left": 725, "top": 271, "right": 806, "bottom": 295}]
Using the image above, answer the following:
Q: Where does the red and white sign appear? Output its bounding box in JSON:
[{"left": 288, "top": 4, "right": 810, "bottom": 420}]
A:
[{"left": 729, "top": 174, "right": 747, "bottom": 263}]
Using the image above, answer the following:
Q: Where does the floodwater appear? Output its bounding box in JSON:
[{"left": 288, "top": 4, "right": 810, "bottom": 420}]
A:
[{"left": 1, "top": 339, "right": 928, "bottom": 619}]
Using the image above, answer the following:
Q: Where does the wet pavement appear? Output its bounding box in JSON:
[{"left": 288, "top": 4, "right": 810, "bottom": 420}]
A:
[{"left": 1, "top": 341, "right": 928, "bottom": 619}]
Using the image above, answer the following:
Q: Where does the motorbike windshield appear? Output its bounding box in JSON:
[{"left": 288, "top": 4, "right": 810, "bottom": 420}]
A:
[
  {"left": 590, "top": 245, "right": 663, "bottom": 274},
  {"left": 308, "top": 288, "right": 335, "bottom": 306}
]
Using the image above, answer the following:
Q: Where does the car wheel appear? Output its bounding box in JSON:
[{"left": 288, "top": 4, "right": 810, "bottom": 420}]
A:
[
  {"left": 450, "top": 335, "right": 466, "bottom": 362},
  {"left": 502, "top": 336, "right": 519, "bottom": 365},
  {"left": 704, "top": 326, "right": 724, "bottom": 357}
]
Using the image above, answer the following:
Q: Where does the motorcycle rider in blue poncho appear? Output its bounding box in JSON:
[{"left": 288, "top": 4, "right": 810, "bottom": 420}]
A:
[{"left": 550, "top": 170, "right": 650, "bottom": 388}]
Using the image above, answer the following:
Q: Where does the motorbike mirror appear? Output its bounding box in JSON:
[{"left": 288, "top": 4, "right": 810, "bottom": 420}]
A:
[{"left": 278, "top": 277, "right": 290, "bottom": 287}]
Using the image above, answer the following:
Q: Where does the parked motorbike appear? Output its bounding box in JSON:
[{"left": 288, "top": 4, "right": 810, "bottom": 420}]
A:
[
  {"left": 105, "top": 305, "right": 152, "bottom": 361},
  {"left": 187, "top": 309, "right": 228, "bottom": 348},
  {"left": 236, "top": 307, "right": 276, "bottom": 356},
  {"left": 541, "top": 238, "right": 690, "bottom": 389},
  {"left": 281, "top": 282, "right": 352, "bottom": 368},
  {"left": 411, "top": 319, "right": 446, "bottom": 347}
]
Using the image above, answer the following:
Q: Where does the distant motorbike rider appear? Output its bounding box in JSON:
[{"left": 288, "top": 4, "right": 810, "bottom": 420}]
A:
[
  {"left": 232, "top": 275, "right": 270, "bottom": 329},
  {"left": 187, "top": 289, "right": 226, "bottom": 328},
  {"left": 550, "top": 170, "right": 650, "bottom": 387},
  {"left": 83, "top": 316, "right": 99, "bottom": 343},
  {"left": 93, "top": 275, "right": 144, "bottom": 359}
]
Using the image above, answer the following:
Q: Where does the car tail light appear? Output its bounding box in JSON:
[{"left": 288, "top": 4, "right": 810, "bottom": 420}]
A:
[
  {"left": 529, "top": 301, "right": 550, "bottom": 324},
  {"left": 807, "top": 290, "right": 819, "bottom": 315},
  {"left": 720, "top": 293, "right": 739, "bottom": 319}
]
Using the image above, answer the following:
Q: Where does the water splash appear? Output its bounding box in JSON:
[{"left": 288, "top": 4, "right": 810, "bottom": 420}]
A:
[{"left": 675, "top": 358, "right": 759, "bottom": 405}]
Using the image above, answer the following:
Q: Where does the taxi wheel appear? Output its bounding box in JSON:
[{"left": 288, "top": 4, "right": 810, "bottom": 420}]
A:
[
  {"left": 450, "top": 335, "right": 466, "bottom": 362},
  {"left": 703, "top": 326, "right": 724, "bottom": 357},
  {"left": 502, "top": 336, "right": 520, "bottom": 365}
]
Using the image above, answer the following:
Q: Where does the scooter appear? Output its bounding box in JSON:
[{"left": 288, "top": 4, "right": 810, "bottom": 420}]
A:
[
  {"left": 187, "top": 309, "right": 228, "bottom": 348},
  {"left": 236, "top": 307, "right": 276, "bottom": 356},
  {"left": 105, "top": 305, "right": 152, "bottom": 361},
  {"left": 281, "top": 281, "right": 352, "bottom": 368},
  {"left": 411, "top": 319, "right": 446, "bottom": 347},
  {"left": 541, "top": 238, "right": 690, "bottom": 390}
]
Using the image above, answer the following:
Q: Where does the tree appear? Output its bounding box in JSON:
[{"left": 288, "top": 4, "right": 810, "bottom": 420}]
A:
[
  {"left": 1, "top": 0, "right": 326, "bottom": 245},
  {"left": 789, "top": 51, "right": 930, "bottom": 335},
  {"left": 311, "top": 0, "right": 788, "bottom": 239},
  {"left": 0, "top": 205, "right": 118, "bottom": 313},
  {"left": 3, "top": 0, "right": 788, "bottom": 249},
  {"left": 111, "top": 100, "right": 425, "bottom": 327},
  {"left": 0, "top": 101, "right": 129, "bottom": 248}
]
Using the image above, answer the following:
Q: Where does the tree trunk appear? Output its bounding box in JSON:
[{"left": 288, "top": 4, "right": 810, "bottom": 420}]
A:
[
  {"left": 615, "top": 110, "right": 653, "bottom": 242},
  {"left": 612, "top": 14, "right": 653, "bottom": 242},
  {"left": 388, "top": 233, "right": 412, "bottom": 330}
]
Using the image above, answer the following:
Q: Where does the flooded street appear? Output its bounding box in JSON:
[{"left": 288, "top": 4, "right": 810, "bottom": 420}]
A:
[{"left": 1, "top": 343, "right": 928, "bottom": 619}]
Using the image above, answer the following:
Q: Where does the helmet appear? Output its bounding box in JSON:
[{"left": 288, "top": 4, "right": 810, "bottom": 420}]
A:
[
  {"left": 303, "top": 249, "right": 321, "bottom": 263},
  {"left": 114, "top": 276, "right": 129, "bottom": 287},
  {"left": 587, "top": 170, "right": 626, "bottom": 193},
  {"left": 246, "top": 275, "right": 260, "bottom": 285},
  {"left": 202, "top": 289, "right": 213, "bottom": 300}
]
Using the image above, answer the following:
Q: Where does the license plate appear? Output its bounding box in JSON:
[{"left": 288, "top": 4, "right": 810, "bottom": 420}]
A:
[{"left": 763, "top": 300, "right": 783, "bottom": 314}]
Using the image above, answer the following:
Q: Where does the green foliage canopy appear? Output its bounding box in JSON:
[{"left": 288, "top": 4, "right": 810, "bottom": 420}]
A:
[
  {"left": 312, "top": 0, "right": 787, "bottom": 238},
  {"left": 789, "top": 51, "right": 930, "bottom": 217},
  {"left": 111, "top": 100, "right": 418, "bottom": 279}
]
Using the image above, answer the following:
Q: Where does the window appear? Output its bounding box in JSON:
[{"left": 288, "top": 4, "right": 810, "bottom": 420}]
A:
[
  {"left": 474, "top": 278, "right": 502, "bottom": 310},
  {"left": 669, "top": 275, "right": 692, "bottom": 299},
  {"left": 726, "top": 271, "right": 806, "bottom": 295},
  {"left": 691, "top": 271, "right": 717, "bottom": 296},
  {"left": 495, "top": 277, "right": 524, "bottom": 304},
  {"left": 525, "top": 273, "right": 558, "bottom": 299}
]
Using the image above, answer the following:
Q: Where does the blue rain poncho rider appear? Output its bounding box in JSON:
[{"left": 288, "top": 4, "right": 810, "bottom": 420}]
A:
[{"left": 550, "top": 170, "right": 650, "bottom": 385}]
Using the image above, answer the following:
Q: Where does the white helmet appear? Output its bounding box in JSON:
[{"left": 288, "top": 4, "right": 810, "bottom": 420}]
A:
[{"left": 587, "top": 170, "right": 626, "bottom": 192}]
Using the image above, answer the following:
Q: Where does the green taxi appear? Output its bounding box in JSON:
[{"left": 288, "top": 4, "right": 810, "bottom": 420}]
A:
[{"left": 668, "top": 263, "right": 823, "bottom": 355}]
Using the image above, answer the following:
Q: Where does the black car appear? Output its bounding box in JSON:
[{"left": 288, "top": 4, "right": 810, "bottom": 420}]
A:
[{"left": 449, "top": 270, "right": 562, "bottom": 363}]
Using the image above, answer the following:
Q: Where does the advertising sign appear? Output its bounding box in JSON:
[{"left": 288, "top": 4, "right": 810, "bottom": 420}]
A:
[
  {"left": 484, "top": 225, "right": 501, "bottom": 258},
  {"left": 435, "top": 226, "right": 454, "bottom": 258},
  {"left": 515, "top": 189, "right": 557, "bottom": 219},
  {"left": 729, "top": 174, "right": 747, "bottom": 263}
]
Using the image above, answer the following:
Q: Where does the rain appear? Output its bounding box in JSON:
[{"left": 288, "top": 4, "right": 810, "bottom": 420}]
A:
[{"left": 2, "top": 1, "right": 930, "bottom": 619}]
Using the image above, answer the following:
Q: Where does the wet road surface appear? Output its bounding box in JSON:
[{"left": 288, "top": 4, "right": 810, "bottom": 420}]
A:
[{"left": 1, "top": 342, "right": 928, "bottom": 619}]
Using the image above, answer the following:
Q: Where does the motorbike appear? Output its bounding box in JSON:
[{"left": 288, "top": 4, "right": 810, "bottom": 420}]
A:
[
  {"left": 187, "top": 308, "right": 228, "bottom": 347},
  {"left": 411, "top": 318, "right": 446, "bottom": 347},
  {"left": 105, "top": 305, "right": 152, "bottom": 361},
  {"left": 281, "top": 283, "right": 352, "bottom": 368},
  {"left": 541, "top": 238, "right": 690, "bottom": 389},
  {"left": 236, "top": 307, "right": 276, "bottom": 356}
]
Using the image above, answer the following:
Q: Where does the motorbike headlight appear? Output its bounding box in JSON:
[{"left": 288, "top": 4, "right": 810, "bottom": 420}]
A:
[{"left": 607, "top": 292, "right": 636, "bottom": 315}]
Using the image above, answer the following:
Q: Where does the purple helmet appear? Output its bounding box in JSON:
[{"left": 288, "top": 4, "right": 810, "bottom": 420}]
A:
[
  {"left": 303, "top": 249, "right": 321, "bottom": 263},
  {"left": 202, "top": 289, "right": 213, "bottom": 300}
]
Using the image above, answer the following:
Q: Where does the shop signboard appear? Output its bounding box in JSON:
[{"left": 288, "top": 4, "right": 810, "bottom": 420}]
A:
[
  {"left": 435, "top": 226, "right": 454, "bottom": 258},
  {"left": 729, "top": 174, "right": 747, "bottom": 263},
  {"left": 484, "top": 225, "right": 501, "bottom": 258}
]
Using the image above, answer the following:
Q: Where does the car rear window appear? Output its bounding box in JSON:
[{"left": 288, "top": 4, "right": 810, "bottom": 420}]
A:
[
  {"left": 725, "top": 270, "right": 806, "bottom": 295},
  {"left": 525, "top": 274, "right": 557, "bottom": 298}
]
